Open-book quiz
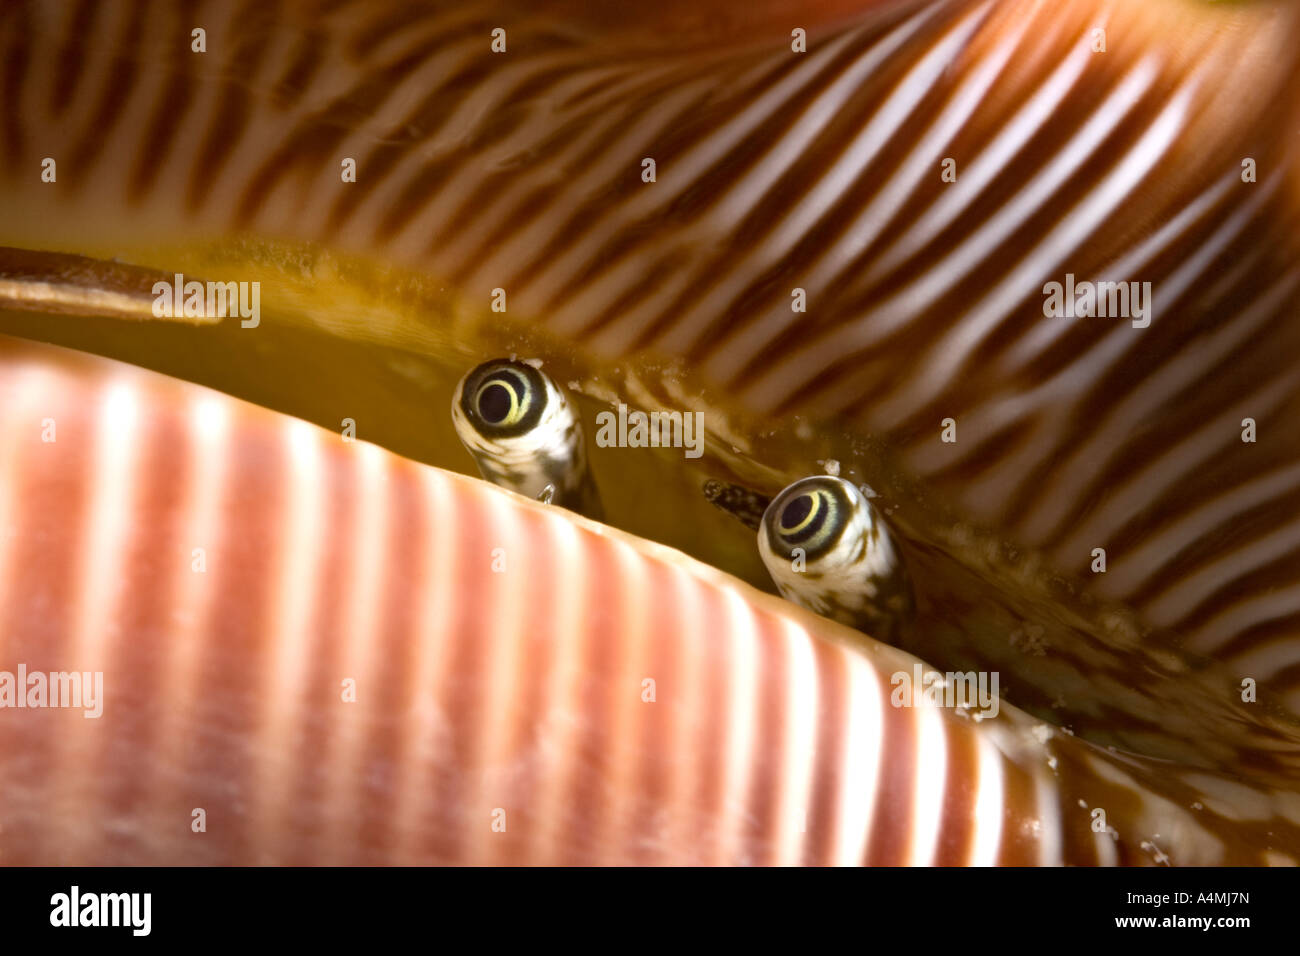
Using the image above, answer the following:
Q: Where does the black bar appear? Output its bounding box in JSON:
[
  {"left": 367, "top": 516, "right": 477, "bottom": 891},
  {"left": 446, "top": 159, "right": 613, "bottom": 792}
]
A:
[{"left": 0, "top": 866, "right": 1284, "bottom": 943}]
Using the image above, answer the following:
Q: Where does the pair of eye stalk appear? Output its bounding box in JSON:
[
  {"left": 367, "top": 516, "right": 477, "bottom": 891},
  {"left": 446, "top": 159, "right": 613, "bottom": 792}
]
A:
[{"left": 452, "top": 359, "right": 913, "bottom": 641}]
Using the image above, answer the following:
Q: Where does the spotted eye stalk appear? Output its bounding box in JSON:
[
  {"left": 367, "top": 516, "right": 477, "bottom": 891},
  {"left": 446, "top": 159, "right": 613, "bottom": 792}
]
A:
[
  {"left": 451, "top": 359, "right": 603, "bottom": 518},
  {"left": 758, "top": 475, "right": 912, "bottom": 643}
]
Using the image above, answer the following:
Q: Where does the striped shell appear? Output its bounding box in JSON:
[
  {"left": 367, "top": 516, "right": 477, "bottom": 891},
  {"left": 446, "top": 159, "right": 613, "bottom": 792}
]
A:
[
  {"left": 2, "top": 337, "right": 1299, "bottom": 865},
  {"left": 2, "top": 0, "right": 1298, "bottom": 704},
  {"left": 2, "top": 0, "right": 1299, "bottom": 863}
]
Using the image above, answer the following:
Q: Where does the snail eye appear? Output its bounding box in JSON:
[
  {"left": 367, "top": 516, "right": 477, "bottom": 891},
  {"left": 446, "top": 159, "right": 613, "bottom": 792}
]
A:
[
  {"left": 468, "top": 366, "right": 537, "bottom": 431},
  {"left": 765, "top": 480, "right": 848, "bottom": 555},
  {"left": 779, "top": 493, "right": 820, "bottom": 537},
  {"left": 475, "top": 378, "right": 520, "bottom": 425},
  {"left": 777, "top": 489, "right": 833, "bottom": 546}
]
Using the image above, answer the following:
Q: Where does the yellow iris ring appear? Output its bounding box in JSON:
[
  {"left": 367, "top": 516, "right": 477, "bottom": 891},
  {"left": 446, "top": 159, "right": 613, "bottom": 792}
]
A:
[
  {"left": 778, "top": 491, "right": 824, "bottom": 537},
  {"left": 474, "top": 375, "right": 529, "bottom": 427}
]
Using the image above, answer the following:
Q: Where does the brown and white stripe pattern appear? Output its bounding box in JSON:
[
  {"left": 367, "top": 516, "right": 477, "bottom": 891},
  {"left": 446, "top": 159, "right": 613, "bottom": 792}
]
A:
[
  {"left": 2, "top": 335, "right": 1297, "bottom": 864},
  {"left": 1, "top": 3, "right": 1299, "bottom": 721}
]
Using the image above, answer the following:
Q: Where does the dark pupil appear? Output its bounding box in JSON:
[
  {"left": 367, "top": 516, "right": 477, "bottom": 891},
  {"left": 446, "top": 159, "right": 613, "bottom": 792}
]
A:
[
  {"left": 478, "top": 381, "right": 513, "bottom": 423},
  {"left": 781, "top": 493, "right": 814, "bottom": 531}
]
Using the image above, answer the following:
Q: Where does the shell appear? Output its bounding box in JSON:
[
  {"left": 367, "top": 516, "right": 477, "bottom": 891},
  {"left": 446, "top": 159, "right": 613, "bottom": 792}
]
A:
[
  {"left": 3, "top": 335, "right": 1299, "bottom": 865},
  {"left": 2, "top": 0, "right": 1299, "bottom": 862}
]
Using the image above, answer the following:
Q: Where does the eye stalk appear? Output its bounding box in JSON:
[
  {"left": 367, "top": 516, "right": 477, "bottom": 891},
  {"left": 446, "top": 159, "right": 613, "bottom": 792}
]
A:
[
  {"left": 758, "top": 475, "right": 911, "bottom": 643},
  {"left": 451, "top": 358, "right": 603, "bottom": 519}
]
